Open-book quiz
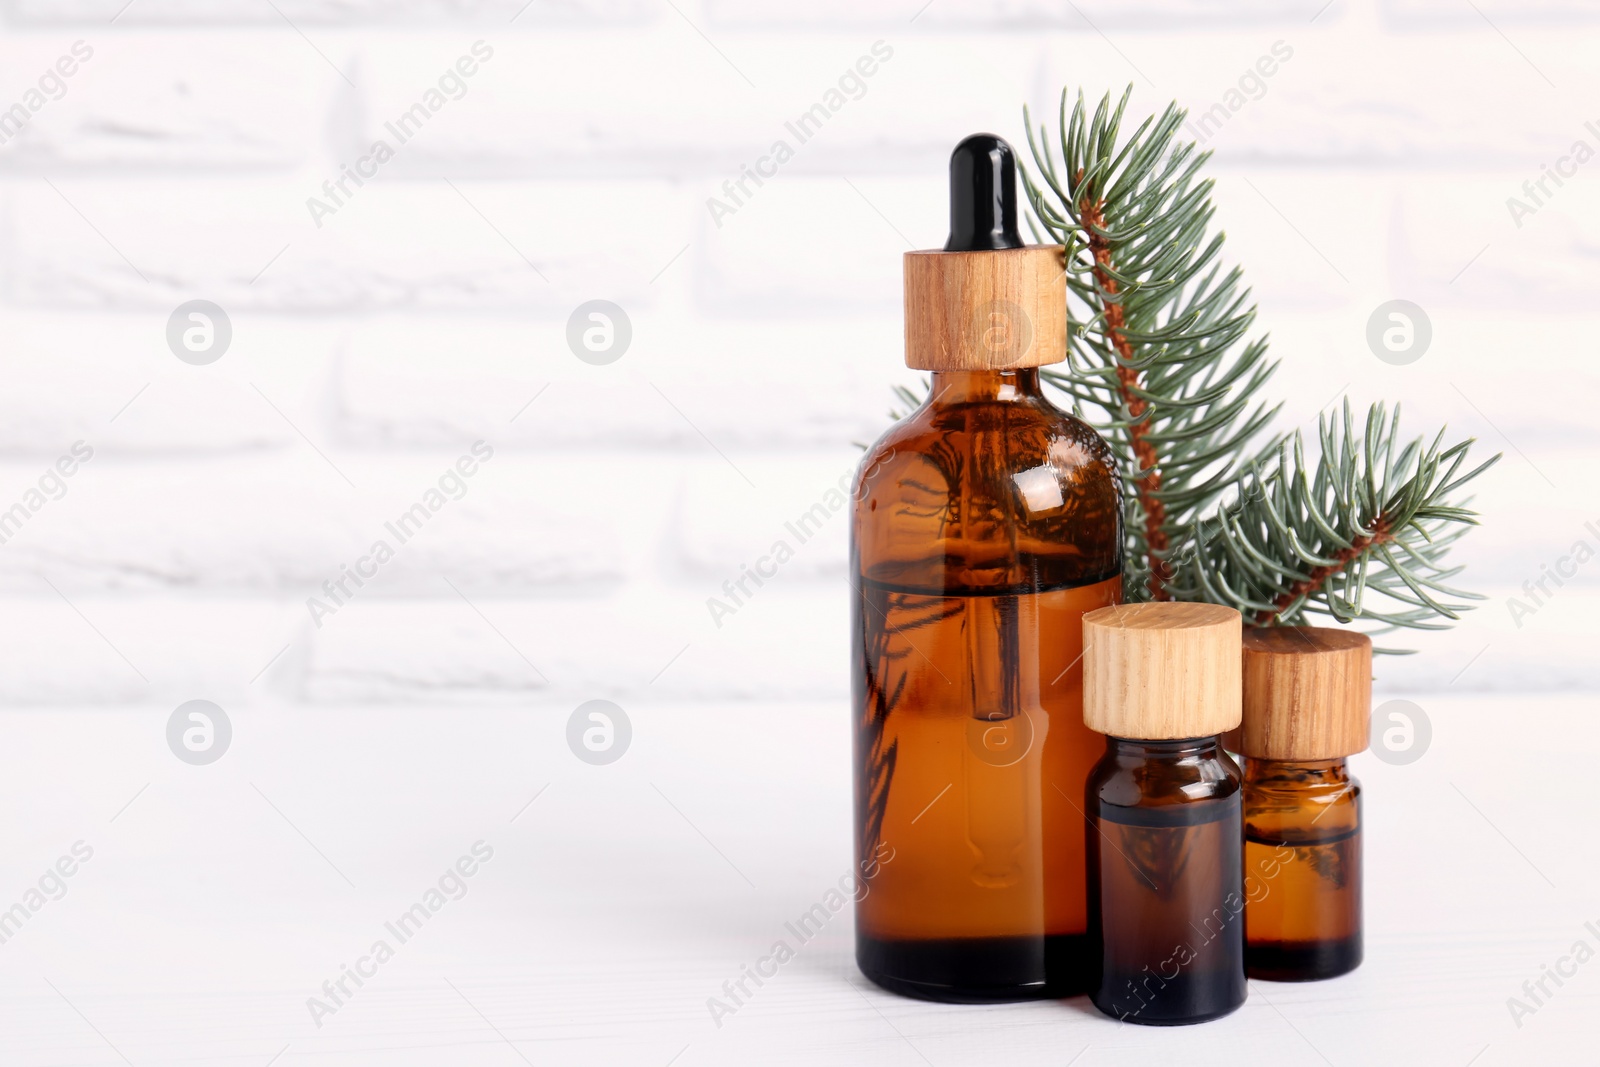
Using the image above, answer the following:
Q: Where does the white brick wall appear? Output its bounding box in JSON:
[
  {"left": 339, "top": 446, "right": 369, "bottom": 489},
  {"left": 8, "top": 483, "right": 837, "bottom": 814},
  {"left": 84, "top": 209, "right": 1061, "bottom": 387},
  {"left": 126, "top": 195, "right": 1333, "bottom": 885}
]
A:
[{"left": 1, "top": 0, "right": 1596, "bottom": 708}]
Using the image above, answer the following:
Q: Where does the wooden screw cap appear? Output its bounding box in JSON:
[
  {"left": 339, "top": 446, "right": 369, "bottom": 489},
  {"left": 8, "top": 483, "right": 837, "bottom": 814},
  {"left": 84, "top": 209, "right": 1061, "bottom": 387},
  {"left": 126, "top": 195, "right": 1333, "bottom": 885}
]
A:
[
  {"left": 1083, "top": 603, "right": 1242, "bottom": 739},
  {"left": 1236, "top": 627, "right": 1371, "bottom": 760},
  {"left": 903, "top": 246, "right": 1067, "bottom": 370}
]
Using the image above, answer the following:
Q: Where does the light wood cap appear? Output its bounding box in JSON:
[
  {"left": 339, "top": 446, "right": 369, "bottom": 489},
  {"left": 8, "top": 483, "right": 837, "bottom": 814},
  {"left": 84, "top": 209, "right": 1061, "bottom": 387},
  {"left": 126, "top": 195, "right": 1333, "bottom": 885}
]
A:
[
  {"left": 1235, "top": 627, "right": 1371, "bottom": 760},
  {"left": 1082, "top": 602, "right": 1242, "bottom": 739},
  {"left": 903, "top": 245, "right": 1066, "bottom": 370}
]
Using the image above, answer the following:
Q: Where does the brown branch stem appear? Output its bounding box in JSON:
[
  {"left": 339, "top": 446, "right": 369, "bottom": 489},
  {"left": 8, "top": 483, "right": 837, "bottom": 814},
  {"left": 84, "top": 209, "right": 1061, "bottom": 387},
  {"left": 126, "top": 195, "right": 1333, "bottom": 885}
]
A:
[
  {"left": 1082, "top": 193, "right": 1170, "bottom": 599},
  {"left": 1252, "top": 517, "right": 1395, "bottom": 626}
]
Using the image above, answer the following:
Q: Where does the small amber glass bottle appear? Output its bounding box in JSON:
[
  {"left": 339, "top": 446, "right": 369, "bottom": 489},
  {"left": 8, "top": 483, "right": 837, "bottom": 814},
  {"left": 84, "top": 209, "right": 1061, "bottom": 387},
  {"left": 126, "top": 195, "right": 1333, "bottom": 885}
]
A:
[
  {"left": 851, "top": 135, "right": 1123, "bottom": 1002},
  {"left": 1082, "top": 603, "right": 1247, "bottom": 1025},
  {"left": 1237, "top": 627, "right": 1370, "bottom": 981}
]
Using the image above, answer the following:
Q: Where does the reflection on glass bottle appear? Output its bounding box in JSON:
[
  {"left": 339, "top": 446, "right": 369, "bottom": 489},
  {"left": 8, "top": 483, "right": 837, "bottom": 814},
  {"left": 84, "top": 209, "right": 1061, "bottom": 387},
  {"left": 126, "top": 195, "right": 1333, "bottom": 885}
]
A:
[{"left": 963, "top": 592, "right": 1028, "bottom": 890}]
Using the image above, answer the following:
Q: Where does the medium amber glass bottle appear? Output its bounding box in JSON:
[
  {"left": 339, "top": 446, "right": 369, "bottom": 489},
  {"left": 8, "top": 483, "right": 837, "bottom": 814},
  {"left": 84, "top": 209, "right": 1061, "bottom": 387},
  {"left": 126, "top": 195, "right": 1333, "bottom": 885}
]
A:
[
  {"left": 851, "top": 134, "right": 1122, "bottom": 1002},
  {"left": 1237, "top": 627, "right": 1369, "bottom": 981},
  {"left": 1083, "top": 603, "right": 1247, "bottom": 1025}
]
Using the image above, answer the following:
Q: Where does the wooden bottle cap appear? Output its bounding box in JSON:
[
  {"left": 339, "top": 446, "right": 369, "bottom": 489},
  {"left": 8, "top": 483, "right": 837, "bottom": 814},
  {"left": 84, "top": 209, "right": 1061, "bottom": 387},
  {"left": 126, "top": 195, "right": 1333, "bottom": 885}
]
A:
[
  {"left": 903, "top": 246, "right": 1067, "bottom": 370},
  {"left": 1082, "top": 603, "right": 1242, "bottom": 739},
  {"left": 1236, "top": 627, "right": 1371, "bottom": 760}
]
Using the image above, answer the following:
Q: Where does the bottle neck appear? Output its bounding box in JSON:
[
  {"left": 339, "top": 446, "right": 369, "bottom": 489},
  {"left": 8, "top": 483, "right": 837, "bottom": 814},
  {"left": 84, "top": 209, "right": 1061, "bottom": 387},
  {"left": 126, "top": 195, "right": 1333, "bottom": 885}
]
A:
[
  {"left": 1106, "top": 736, "right": 1225, "bottom": 762},
  {"left": 1242, "top": 756, "right": 1351, "bottom": 788},
  {"left": 929, "top": 369, "right": 1043, "bottom": 404}
]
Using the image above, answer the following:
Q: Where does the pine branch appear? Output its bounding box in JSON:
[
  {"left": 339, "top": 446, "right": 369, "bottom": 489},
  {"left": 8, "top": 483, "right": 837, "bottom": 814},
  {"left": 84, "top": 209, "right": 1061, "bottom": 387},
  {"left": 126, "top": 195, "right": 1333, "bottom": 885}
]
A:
[
  {"left": 1021, "top": 87, "right": 1282, "bottom": 601},
  {"left": 1166, "top": 401, "right": 1498, "bottom": 641},
  {"left": 1020, "top": 87, "right": 1500, "bottom": 647}
]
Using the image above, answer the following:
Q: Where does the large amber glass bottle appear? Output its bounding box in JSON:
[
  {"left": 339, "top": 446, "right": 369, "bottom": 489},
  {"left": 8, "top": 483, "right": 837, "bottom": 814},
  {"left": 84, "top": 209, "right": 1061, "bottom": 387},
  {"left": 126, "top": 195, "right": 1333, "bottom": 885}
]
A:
[{"left": 851, "top": 134, "right": 1122, "bottom": 1002}]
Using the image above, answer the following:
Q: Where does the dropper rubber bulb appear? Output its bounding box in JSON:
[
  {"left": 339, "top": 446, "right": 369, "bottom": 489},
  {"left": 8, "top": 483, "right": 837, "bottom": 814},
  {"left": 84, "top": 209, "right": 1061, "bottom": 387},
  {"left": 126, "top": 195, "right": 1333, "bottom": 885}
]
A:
[{"left": 945, "top": 133, "right": 1025, "bottom": 252}]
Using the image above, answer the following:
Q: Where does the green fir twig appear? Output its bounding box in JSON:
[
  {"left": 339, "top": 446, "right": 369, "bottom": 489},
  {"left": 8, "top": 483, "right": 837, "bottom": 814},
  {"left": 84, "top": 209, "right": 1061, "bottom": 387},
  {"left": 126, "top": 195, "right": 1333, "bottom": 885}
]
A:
[{"left": 1017, "top": 86, "right": 1499, "bottom": 646}]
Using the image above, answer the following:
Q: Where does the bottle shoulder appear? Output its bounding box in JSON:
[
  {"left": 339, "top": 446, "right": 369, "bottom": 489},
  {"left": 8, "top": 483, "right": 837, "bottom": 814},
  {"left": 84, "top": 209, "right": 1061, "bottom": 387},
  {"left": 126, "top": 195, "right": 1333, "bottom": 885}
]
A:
[
  {"left": 1089, "top": 746, "right": 1243, "bottom": 812},
  {"left": 853, "top": 395, "right": 1123, "bottom": 594},
  {"left": 1243, "top": 767, "right": 1361, "bottom": 837},
  {"left": 857, "top": 395, "right": 1118, "bottom": 481}
]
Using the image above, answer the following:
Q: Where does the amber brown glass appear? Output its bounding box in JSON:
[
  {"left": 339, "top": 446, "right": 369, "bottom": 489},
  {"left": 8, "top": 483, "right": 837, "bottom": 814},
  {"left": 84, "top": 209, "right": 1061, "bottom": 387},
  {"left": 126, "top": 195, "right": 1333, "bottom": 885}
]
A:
[
  {"left": 1242, "top": 757, "right": 1362, "bottom": 981},
  {"left": 1087, "top": 736, "right": 1246, "bottom": 1025},
  {"left": 851, "top": 369, "right": 1122, "bottom": 1002}
]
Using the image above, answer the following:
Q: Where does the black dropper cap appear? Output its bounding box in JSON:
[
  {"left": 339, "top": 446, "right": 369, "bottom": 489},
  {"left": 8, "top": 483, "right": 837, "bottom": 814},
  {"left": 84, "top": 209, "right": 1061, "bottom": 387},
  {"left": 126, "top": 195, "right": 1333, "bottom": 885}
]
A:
[{"left": 944, "top": 133, "right": 1024, "bottom": 252}]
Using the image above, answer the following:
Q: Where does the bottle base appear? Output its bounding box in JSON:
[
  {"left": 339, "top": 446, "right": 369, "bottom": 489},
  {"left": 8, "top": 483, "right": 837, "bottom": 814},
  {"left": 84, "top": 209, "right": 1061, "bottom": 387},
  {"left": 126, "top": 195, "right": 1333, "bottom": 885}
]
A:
[
  {"left": 857, "top": 932, "right": 1090, "bottom": 1003},
  {"left": 1089, "top": 995, "right": 1246, "bottom": 1027},
  {"left": 1246, "top": 935, "right": 1362, "bottom": 981},
  {"left": 1089, "top": 965, "right": 1247, "bottom": 1026}
]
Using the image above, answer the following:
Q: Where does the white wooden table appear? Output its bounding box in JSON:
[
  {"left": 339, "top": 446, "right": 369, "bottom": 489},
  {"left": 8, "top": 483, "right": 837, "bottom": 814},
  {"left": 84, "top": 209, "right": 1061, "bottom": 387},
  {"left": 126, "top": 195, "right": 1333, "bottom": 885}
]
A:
[{"left": 0, "top": 693, "right": 1589, "bottom": 1065}]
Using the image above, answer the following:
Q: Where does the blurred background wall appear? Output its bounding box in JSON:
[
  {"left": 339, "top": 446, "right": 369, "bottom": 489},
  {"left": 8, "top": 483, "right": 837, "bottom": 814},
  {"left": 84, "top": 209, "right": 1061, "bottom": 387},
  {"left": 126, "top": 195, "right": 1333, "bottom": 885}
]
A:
[{"left": 0, "top": 0, "right": 1596, "bottom": 713}]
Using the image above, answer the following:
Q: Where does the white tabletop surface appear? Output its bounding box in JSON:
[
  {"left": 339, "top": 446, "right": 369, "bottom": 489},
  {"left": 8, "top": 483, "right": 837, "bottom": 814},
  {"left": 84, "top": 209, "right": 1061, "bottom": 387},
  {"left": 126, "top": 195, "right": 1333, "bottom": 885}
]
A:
[{"left": 0, "top": 692, "right": 1591, "bottom": 1066}]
